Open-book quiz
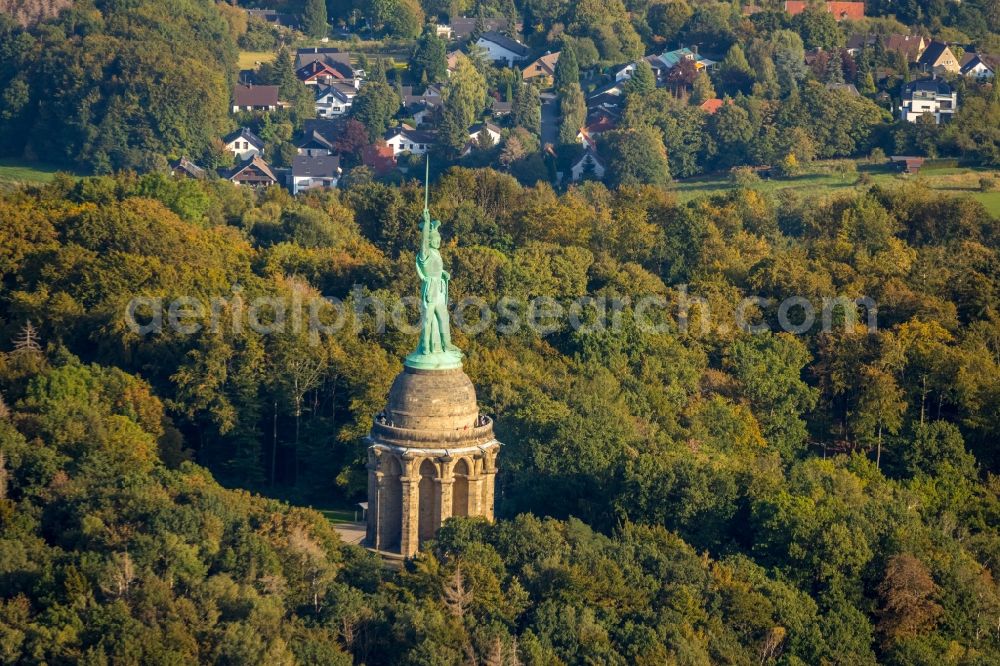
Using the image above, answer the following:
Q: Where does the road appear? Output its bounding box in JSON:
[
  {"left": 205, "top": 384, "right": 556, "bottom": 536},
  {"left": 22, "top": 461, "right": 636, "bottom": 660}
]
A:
[{"left": 540, "top": 91, "right": 558, "bottom": 147}]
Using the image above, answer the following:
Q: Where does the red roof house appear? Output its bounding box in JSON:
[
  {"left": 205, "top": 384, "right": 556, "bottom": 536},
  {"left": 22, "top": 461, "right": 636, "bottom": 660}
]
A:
[
  {"left": 699, "top": 98, "right": 726, "bottom": 114},
  {"left": 361, "top": 143, "right": 397, "bottom": 176}
]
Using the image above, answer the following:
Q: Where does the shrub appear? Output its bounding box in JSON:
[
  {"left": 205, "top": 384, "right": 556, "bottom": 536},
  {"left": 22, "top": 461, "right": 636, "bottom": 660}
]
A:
[{"left": 731, "top": 166, "right": 763, "bottom": 187}]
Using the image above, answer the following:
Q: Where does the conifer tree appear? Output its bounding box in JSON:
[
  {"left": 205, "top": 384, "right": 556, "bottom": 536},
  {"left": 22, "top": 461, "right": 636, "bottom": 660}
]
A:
[
  {"left": 554, "top": 43, "right": 579, "bottom": 94},
  {"left": 825, "top": 50, "right": 845, "bottom": 84},
  {"left": 302, "top": 0, "right": 329, "bottom": 39},
  {"left": 691, "top": 70, "right": 716, "bottom": 105}
]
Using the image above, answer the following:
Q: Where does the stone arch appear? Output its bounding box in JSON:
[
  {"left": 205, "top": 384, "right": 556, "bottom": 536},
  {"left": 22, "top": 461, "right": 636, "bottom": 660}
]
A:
[
  {"left": 379, "top": 454, "right": 402, "bottom": 550},
  {"left": 417, "top": 458, "right": 438, "bottom": 543},
  {"left": 452, "top": 457, "right": 471, "bottom": 518}
]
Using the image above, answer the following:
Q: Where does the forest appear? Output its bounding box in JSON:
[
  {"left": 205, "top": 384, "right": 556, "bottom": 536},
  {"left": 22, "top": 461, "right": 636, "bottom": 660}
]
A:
[
  {"left": 0, "top": 0, "right": 999, "bottom": 664},
  {"left": 0, "top": 164, "right": 998, "bottom": 663}
]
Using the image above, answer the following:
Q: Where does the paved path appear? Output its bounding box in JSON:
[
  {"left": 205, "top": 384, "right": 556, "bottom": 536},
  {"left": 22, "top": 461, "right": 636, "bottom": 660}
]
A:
[
  {"left": 540, "top": 92, "right": 558, "bottom": 147},
  {"left": 332, "top": 522, "right": 366, "bottom": 546}
]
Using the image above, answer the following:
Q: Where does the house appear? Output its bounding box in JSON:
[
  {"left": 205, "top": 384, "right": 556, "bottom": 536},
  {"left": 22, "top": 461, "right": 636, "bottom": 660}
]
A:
[
  {"left": 698, "top": 98, "right": 726, "bottom": 114},
  {"left": 408, "top": 99, "right": 442, "bottom": 126},
  {"left": 401, "top": 85, "right": 443, "bottom": 125},
  {"left": 614, "top": 62, "right": 638, "bottom": 82},
  {"left": 846, "top": 34, "right": 926, "bottom": 62},
  {"left": 584, "top": 107, "right": 619, "bottom": 134},
  {"left": 570, "top": 149, "right": 606, "bottom": 181},
  {"left": 301, "top": 119, "right": 345, "bottom": 145},
  {"left": 446, "top": 50, "right": 462, "bottom": 77},
  {"left": 784, "top": 1, "right": 864, "bottom": 20},
  {"left": 445, "top": 17, "right": 520, "bottom": 42},
  {"left": 290, "top": 155, "right": 341, "bottom": 194},
  {"left": 576, "top": 127, "right": 597, "bottom": 151},
  {"left": 917, "top": 42, "right": 961, "bottom": 75},
  {"left": 522, "top": 52, "right": 560, "bottom": 86},
  {"left": 315, "top": 85, "right": 352, "bottom": 117},
  {"left": 223, "top": 127, "right": 265, "bottom": 160},
  {"left": 461, "top": 122, "right": 502, "bottom": 155},
  {"left": 361, "top": 143, "right": 397, "bottom": 176},
  {"left": 170, "top": 157, "right": 206, "bottom": 179},
  {"left": 467, "top": 122, "right": 502, "bottom": 145},
  {"left": 297, "top": 60, "right": 349, "bottom": 86},
  {"left": 228, "top": 155, "right": 277, "bottom": 188},
  {"left": 475, "top": 31, "right": 529, "bottom": 66},
  {"left": 890, "top": 155, "right": 925, "bottom": 174},
  {"left": 826, "top": 82, "right": 861, "bottom": 96},
  {"left": 588, "top": 91, "right": 626, "bottom": 113},
  {"left": 384, "top": 127, "right": 435, "bottom": 155},
  {"left": 406, "top": 98, "right": 443, "bottom": 126},
  {"left": 246, "top": 8, "right": 298, "bottom": 29},
  {"left": 490, "top": 100, "right": 512, "bottom": 117},
  {"left": 587, "top": 80, "right": 627, "bottom": 104},
  {"left": 232, "top": 84, "right": 279, "bottom": 113},
  {"left": 960, "top": 53, "right": 995, "bottom": 82},
  {"left": 297, "top": 130, "right": 336, "bottom": 156},
  {"left": 295, "top": 48, "right": 360, "bottom": 79},
  {"left": 899, "top": 79, "right": 957, "bottom": 123},
  {"left": 655, "top": 47, "right": 718, "bottom": 72},
  {"left": 401, "top": 84, "right": 442, "bottom": 106}
]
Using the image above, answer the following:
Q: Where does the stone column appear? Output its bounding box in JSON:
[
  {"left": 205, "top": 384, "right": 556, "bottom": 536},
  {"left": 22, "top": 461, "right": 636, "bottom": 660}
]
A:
[
  {"left": 481, "top": 472, "right": 496, "bottom": 521},
  {"left": 369, "top": 471, "right": 382, "bottom": 548},
  {"left": 436, "top": 456, "right": 454, "bottom": 529},
  {"left": 467, "top": 457, "right": 484, "bottom": 517},
  {"left": 366, "top": 450, "right": 378, "bottom": 547},
  {"left": 399, "top": 456, "right": 420, "bottom": 557}
]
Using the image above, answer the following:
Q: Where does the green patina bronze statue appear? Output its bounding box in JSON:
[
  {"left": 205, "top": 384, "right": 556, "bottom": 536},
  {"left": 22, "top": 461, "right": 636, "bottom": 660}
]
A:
[{"left": 404, "top": 157, "right": 463, "bottom": 370}]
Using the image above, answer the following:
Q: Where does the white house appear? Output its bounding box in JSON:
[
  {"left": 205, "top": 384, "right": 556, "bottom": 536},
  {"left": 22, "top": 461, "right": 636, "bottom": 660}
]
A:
[
  {"left": 401, "top": 85, "right": 443, "bottom": 125},
  {"left": 570, "top": 149, "right": 605, "bottom": 181},
  {"left": 614, "top": 62, "right": 638, "bottom": 82},
  {"left": 960, "top": 53, "right": 995, "bottom": 82},
  {"left": 384, "top": 127, "right": 435, "bottom": 156},
  {"left": 475, "top": 31, "right": 529, "bottom": 66},
  {"left": 576, "top": 127, "right": 596, "bottom": 151},
  {"left": 460, "top": 122, "right": 503, "bottom": 156},
  {"left": 468, "top": 122, "right": 502, "bottom": 145},
  {"left": 408, "top": 99, "right": 441, "bottom": 126},
  {"left": 296, "top": 130, "right": 335, "bottom": 157},
  {"left": 223, "top": 127, "right": 264, "bottom": 161},
  {"left": 899, "top": 79, "right": 957, "bottom": 124},
  {"left": 231, "top": 84, "right": 279, "bottom": 113},
  {"left": 290, "top": 155, "right": 341, "bottom": 194},
  {"left": 314, "top": 86, "right": 352, "bottom": 117}
]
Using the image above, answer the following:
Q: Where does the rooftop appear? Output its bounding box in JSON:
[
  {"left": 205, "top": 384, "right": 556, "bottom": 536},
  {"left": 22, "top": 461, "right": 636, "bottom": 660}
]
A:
[
  {"left": 292, "top": 155, "right": 342, "bottom": 178},
  {"left": 232, "top": 84, "right": 279, "bottom": 107},
  {"left": 223, "top": 127, "right": 264, "bottom": 147},
  {"left": 477, "top": 30, "right": 529, "bottom": 57}
]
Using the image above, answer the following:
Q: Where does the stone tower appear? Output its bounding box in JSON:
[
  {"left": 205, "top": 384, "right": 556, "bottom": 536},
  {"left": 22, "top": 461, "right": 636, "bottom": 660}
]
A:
[
  {"left": 365, "top": 367, "right": 500, "bottom": 557},
  {"left": 365, "top": 159, "right": 500, "bottom": 558}
]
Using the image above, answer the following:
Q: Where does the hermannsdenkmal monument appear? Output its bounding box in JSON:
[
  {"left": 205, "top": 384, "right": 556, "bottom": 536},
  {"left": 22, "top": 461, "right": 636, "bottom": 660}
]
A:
[{"left": 364, "top": 161, "right": 501, "bottom": 558}]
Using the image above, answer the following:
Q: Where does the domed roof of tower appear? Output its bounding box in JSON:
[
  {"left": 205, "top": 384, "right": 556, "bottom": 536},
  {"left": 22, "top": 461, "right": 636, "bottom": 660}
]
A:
[
  {"left": 386, "top": 367, "right": 478, "bottom": 431},
  {"left": 370, "top": 366, "right": 494, "bottom": 450}
]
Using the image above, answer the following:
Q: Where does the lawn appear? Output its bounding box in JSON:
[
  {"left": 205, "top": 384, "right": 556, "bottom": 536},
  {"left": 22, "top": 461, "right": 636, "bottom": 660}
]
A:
[
  {"left": 670, "top": 163, "right": 1000, "bottom": 217},
  {"left": 972, "top": 191, "right": 1000, "bottom": 217},
  {"left": 238, "top": 50, "right": 276, "bottom": 70},
  {"left": 317, "top": 507, "right": 364, "bottom": 524},
  {"left": 0, "top": 159, "right": 64, "bottom": 187}
]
